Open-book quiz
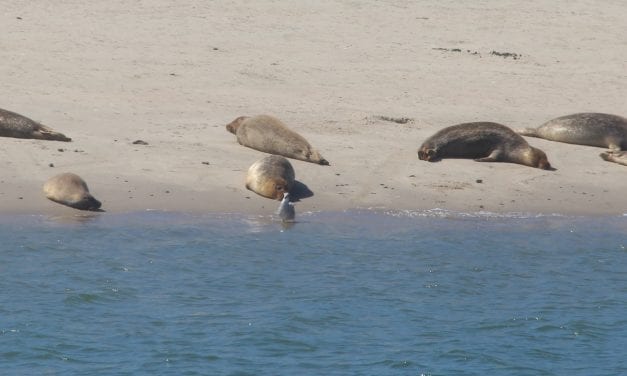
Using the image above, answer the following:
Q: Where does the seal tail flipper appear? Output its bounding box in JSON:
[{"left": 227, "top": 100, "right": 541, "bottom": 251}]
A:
[
  {"left": 36, "top": 125, "right": 72, "bottom": 142},
  {"left": 599, "top": 151, "right": 612, "bottom": 161},
  {"left": 516, "top": 127, "right": 539, "bottom": 137}
]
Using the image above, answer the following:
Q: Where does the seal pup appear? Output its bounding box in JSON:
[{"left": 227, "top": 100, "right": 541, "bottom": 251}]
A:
[
  {"left": 277, "top": 192, "right": 295, "bottom": 222},
  {"left": 226, "top": 114, "right": 329, "bottom": 165},
  {"left": 418, "top": 122, "right": 552, "bottom": 170},
  {"left": 600, "top": 151, "right": 627, "bottom": 166},
  {"left": 0, "top": 108, "right": 71, "bottom": 141},
  {"left": 246, "top": 155, "right": 296, "bottom": 200},
  {"left": 517, "top": 113, "right": 627, "bottom": 150},
  {"left": 43, "top": 172, "right": 102, "bottom": 211}
]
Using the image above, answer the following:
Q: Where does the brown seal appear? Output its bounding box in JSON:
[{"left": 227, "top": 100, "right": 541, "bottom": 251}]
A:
[
  {"left": 517, "top": 113, "right": 627, "bottom": 150},
  {"left": 0, "top": 108, "right": 71, "bottom": 141},
  {"left": 599, "top": 151, "right": 627, "bottom": 166},
  {"left": 43, "top": 173, "right": 102, "bottom": 211},
  {"left": 418, "top": 122, "right": 552, "bottom": 170},
  {"left": 245, "top": 155, "right": 295, "bottom": 200},
  {"left": 226, "top": 114, "right": 329, "bottom": 165}
]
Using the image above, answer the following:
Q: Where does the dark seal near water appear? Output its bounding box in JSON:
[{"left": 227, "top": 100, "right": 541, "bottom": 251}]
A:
[
  {"left": 226, "top": 114, "right": 329, "bottom": 165},
  {"left": 517, "top": 113, "right": 627, "bottom": 150},
  {"left": 0, "top": 108, "right": 71, "bottom": 141},
  {"left": 43, "top": 172, "right": 102, "bottom": 211},
  {"left": 418, "top": 122, "right": 552, "bottom": 170},
  {"left": 246, "top": 155, "right": 296, "bottom": 200}
]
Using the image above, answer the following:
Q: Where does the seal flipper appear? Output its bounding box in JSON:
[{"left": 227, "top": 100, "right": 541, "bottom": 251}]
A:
[
  {"left": 475, "top": 150, "right": 502, "bottom": 162},
  {"left": 35, "top": 125, "right": 72, "bottom": 142}
]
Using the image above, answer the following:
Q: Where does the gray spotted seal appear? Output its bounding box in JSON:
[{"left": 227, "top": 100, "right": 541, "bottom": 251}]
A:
[
  {"left": 599, "top": 151, "right": 627, "bottom": 166},
  {"left": 0, "top": 108, "right": 71, "bottom": 142},
  {"left": 517, "top": 113, "right": 627, "bottom": 150},
  {"left": 418, "top": 122, "right": 552, "bottom": 170},
  {"left": 226, "top": 114, "right": 329, "bottom": 165},
  {"left": 43, "top": 172, "right": 102, "bottom": 210},
  {"left": 277, "top": 192, "right": 295, "bottom": 222},
  {"left": 246, "top": 155, "right": 295, "bottom": 200}
]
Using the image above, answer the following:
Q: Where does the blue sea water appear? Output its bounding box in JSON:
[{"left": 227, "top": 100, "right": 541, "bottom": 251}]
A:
[{"left": 0, "top": 210, "right": 626, "bottom": 376}]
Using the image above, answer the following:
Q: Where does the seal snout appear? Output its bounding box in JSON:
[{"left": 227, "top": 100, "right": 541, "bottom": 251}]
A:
[{"left": 418, "top": 148, "right": 437, "bottom": 161}]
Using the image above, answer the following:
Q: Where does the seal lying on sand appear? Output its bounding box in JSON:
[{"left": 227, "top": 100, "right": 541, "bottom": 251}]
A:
[
  {"left": 517, "top": 113, "right": 627, "bottom": 150},
  {"left": 600, "top": 151, "right": 627, "bottom": 166},
  {"left": 246, "top": 155, "right": 295, "bottom": 200},
  {"left": 43, "top": 173, "right": 102, "bottom": 210},
  {"left": 0, "top": 108, "right": 71, "bottom": 141},
  {"left": 226, "top": 114, "right": 329, "bottom": 165},
  {"left": 418, "top": 122, "right": 552, "bottom": 170}
]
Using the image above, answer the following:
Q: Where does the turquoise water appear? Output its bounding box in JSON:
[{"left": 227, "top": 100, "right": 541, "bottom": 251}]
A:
[{"left": 1, "top": 210, "right": 626, "bottom": 375}]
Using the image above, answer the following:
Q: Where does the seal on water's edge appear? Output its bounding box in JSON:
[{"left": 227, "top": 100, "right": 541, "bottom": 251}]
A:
[
  {"left": 226, "top": 114, "right": 330, "bottom": 165},
  {"left": 418, "top": 122, "right": 553, "bottom": 170},
  {"left": 600, "top": 151, "right": 627, "bottom": 166},
  {"left": 43, "top": 172, "right": 102, "bottom": 211},
  {"left": 277, "top": 192, "right": 295, "bottom": 222},
  {"left": 246, "top": 155, "right": 296, "bottom": 200},
  {"left": 517, "top": 113, "right": 627, "bottom": 150},
  {"left": 0, "top": 108, "right": 71, "bottom": 142}
]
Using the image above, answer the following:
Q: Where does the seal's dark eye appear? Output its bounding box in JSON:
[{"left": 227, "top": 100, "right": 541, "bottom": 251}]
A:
[{"left": 276, "top": 185, "right": 284, "bottom": 191}]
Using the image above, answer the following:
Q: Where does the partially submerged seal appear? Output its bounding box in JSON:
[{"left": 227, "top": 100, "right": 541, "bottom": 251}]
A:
[
  {"left": 418, "top": 122, "right": 552, "bottom": 170},
  {"left": 517, "top": 113, "right": 627, "bottom": 150},
  {"left": 277, "top": 192, "right": 295, "bottom": 222},
  {"left": 226, "top": 114, "right": 329, "bottom": 165},
  {"left": 0, "top": 108, "right": 71, "bottom": 142},
  {"left": 43, "top": 172, "right": 102, "bottom": 211},
  {"left": 246, "top": 155, "right": 295, "bottom": 200},
  {"left": 600, "top": 151, "right": 627, "bottom": 166}
]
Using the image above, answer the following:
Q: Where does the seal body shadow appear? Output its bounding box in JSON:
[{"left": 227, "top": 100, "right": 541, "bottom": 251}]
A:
[
  {"left": 43, "top": 173, "right": 102, "bottom": 211},
  {"left": 246, "top": 155, "right": 296, "bottom": 200},
  {"left": 517, "top": 113, "right": 627, "bottom": 150},
  {"left": 226, "top": 115, "right": 329, "bottom": 165},
  {"left": 0, "top": 108, "right": 71, "bottom": 142},
  {"left": 418, "top": 122, "right": 552, "bottom": 170},
  {"left": 600, "top": 151, "right": 627, "bottom": 166}
]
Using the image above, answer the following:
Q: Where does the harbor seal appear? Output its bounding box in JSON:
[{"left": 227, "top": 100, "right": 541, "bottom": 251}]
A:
[
  {"left": 246, "top": 155, "right": 295, "bottom": 200},
  {"left": 43, "top": 173, "right": 102, "bottom": 211},
  {"left": 600, "top": 151, "right": 627, "bottom": 166},
  {"left": 418, "top": 122, "right": 552, "bottom": 170},
  {"left": 277, "top": 192, "right": 295, "bottom": 222},
  {"left": 0, "top": 108, "right": 71, "bottom": 142},
  {"left": 517, "top": 113, "right": 627, "bottom": 150},
  {"left": 226, "top": 114, "right": 329, "bottom": 165}
]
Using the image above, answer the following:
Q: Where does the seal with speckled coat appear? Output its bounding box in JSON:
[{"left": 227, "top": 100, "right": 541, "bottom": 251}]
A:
[
  {"left": 600, "top": 151, "right": 627, "bottom": 166},
  {"left": 517, "top": 113, "right": 627, "bottom": 150},
  {"left": 418, "top": 122, "right": 552, "bottom": 170},
  {"left": 0, "top": 108, "right": 71, "bottom": 141},
  {"left": 246, "top": 155, "right": 295, "bottom": 200},
  {"left": 43, "top": 173, "right": 102, "bottom": 210},
  {"left": 226, "top": 115, "right": 329, "bottom": 165}
]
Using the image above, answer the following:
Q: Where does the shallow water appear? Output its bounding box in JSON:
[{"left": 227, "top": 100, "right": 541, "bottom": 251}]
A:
[{"left": 1, "top": 210, "right": 626, "bottom": 375}]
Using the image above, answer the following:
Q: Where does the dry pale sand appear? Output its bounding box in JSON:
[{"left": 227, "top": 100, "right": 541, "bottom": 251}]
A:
[{"left": 1, "top": 1, "right": 626, "bottom": 216}]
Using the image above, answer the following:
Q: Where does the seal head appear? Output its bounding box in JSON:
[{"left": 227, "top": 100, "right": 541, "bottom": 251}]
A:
[
  {"left": 245, "top": 155, "right": 296, "bottom": 200},
  {"left": 43, "top": 172, "right": 102, "bottom": 211}
]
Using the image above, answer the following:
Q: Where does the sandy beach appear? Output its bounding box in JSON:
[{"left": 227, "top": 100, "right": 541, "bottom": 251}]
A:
[{"left": 1, "top": 1, "right": 626, "bottom": 216}]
